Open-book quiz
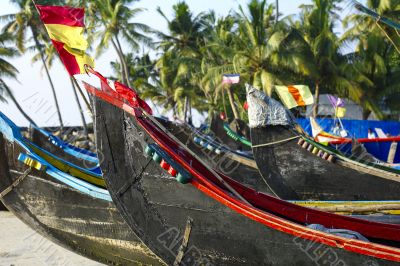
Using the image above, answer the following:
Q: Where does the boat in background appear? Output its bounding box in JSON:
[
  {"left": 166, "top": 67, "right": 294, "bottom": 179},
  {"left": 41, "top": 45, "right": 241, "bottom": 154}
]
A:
[
  {"left": 31, "top": 125, "right": 98, "bottom": 164},
  {"left": 209, "top": 114, "right": 252, "bottom": 152},
  {"left": 158, "top": 118, "right": 272, "bottom": 193},
  {"left": 248, "top": 86, "right": 400, "bottom": 201},
  {"left": 0, "top": 115, "right": 163, "bottom": 265},
  {"left": 0, "top": 112, "right": 104, "bottom": 187}
]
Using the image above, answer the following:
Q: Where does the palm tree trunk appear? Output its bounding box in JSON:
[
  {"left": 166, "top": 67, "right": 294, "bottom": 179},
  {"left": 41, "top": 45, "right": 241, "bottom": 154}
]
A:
[
  {"left": 183, "top": 96, "right": 189, "bottom": 123},
  {"left": 188, "top": 98, "right": 192, "bottom": 125},
  {"left": 362, "top": 109, "right": 371, "bottom": 120},
  {"left": 313, "top": 82, "right": 320, "bottom": 118},
  {"left": 72, "top": 77, "right": 93, "bottom": 115},
  {"left": 112, "top": 37, "right": 131, "bottom": 88},
  {"left": 221, "top": 90, "right": 228, "bottom": 119},
  {"left": 227, "top": 86, "right": 240, "bottom": 120},
  {"left": 31, "top": 27, "right": 64, "bottom": 130},
  {"left": 0, "top": 79, "right": 37, "bottom": 126},
  {"left": 115, "top": 37, "right": 131, "bottom": 87},
  {"left": 70, "top": 77, "right": 88, "bottom": 139}
]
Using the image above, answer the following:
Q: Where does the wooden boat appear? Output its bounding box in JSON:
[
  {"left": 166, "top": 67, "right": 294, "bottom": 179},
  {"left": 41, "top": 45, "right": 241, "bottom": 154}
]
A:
[
  {"left": 0, "top": 117, "right": 162, "bottom": 265},
  {"left": 87, "top": 75, "right": 400, "bottom": 265},
  {"left": 16, "top": 111, "right": 400, "bottom": 219},
  {"left": 223, "top": 122, "right": 252, "bottom": 147},
  {"left": 0, "top": 112, "right": 104, "bottom": 187},
  {"left": 247, "top": 86, "right": 400, "bottom": 200},
  {"left": 158, "top": 118, "right": 272, "bottom": 193},
  {"left": 8, "top": 111, "right": 400, "bottom": 220},
  {"left": 31, "top": 125, "right": 98, "bottom": 165},
  {"left": 209, "top": 115, "right": 251, "bottom": 151}
]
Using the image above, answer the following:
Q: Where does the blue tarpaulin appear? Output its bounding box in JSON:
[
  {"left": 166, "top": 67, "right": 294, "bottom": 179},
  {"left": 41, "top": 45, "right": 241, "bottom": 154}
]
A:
[
  {"left": 297, "top": 118, "right": 400, "bottom": 163},
  {"left": 297, "top": 118, "right": 400, "bottom": 138}
]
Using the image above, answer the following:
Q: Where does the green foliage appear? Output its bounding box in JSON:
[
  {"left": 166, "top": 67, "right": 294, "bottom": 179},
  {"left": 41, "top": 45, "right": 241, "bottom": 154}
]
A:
[
  {"left": 0, "top": 32, "right": 18, "bottom": 102},
  {"left": 342, "top": 0, "right": 400, "bottom": 118},
  {"left": 3, "top": 0, "right": 400, "bottom": 122}
]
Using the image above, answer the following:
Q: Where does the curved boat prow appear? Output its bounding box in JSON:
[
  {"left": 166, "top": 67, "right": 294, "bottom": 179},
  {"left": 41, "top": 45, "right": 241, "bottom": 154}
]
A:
[
  {"left": 31, "top": 124, "right": 98, "bottom": 163},
  {"left": 0, "top": 112, "right": 23, "bottom": 142},
  {"left": 248, "top": 85, "right": 400, "bottom": 201}
]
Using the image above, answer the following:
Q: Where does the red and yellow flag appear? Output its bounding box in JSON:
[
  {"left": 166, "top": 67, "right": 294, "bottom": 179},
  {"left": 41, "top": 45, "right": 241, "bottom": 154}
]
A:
[
  {"left": 275, "top": 85, "right": 314, "bottom": 109},
  {"left": 36, "top": 5, "right": 94, "bottom": 76}
]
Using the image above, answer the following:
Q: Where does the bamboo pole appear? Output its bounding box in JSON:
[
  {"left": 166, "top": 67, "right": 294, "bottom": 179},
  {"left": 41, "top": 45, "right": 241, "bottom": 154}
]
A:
[{"left": 309, "top": 203, "right": 400, "bottom": 213}]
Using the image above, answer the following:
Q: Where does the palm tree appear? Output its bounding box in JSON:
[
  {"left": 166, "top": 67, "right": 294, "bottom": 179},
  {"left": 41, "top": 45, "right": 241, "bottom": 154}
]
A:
[
  {"left": 237, "top": 1, "right": 314, "bottom": 91},
  {"left": 0, "top": 32, "right": 36, "bottom": 125},
  {"left": 199, "top": 14, "right": 243, "bottom": 120},
  {"left": 154, "top": 1, "right": 208, "bottom": 120},
  {"left": 87, "top": 0, "right": 152, "bottom": 87},
  {"left": 2, "top": 0, "right": 64, "bottom": 129},
  {"left": 110, "top": 53, "right": 158, "bottom": 91},
  {"left": 32, "top": 40, "right": 90, "bottom": 138},
  {"left": 154, "top": 50, "right": 199, "bottom": 118},
  {"left": 342, "top": 0, "right": 400, "bottom": 119},
  {"left": 294, "top": 0, "right": 362, "bottom": 117}
]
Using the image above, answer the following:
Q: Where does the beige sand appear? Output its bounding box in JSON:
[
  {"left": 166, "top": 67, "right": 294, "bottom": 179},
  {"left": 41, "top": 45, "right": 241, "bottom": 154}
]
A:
[{"left": 0, "top": 211, "right": 103, "bottom": 266}]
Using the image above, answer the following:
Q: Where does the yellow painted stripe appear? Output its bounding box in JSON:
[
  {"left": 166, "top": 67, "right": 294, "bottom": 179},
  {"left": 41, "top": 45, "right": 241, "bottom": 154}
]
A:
[
  {"left": 294, "top": 201, "right": 400, "bottom": 207},
  {"left": 27, "top": 144, "right": 105, "bottom": 188},
  {"left": 23, "top": 157, "right": 44, "bottom": 171}
]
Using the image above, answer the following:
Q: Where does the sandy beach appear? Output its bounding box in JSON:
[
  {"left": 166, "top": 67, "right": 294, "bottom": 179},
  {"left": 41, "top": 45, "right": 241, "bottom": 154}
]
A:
[{"left": 0, "top": 211, "right": 103, "bottom": 266}]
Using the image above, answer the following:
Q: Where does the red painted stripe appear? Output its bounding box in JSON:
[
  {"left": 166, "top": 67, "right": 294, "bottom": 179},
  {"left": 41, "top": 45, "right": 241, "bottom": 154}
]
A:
[
  {"left": 330, "top": 136, "right": 400, "bottom": 144},
  {"left": 287, "top": 85, "right": 306, "bottom": 106},
  {"left": 192, "top": 180, "right": 400, "bottom": 262},
  {"left": 51, "top": 40, "right": 80, "bottom": 76},
  {"left": 36, "top": 5, "right": 84, "bottom": 27}
]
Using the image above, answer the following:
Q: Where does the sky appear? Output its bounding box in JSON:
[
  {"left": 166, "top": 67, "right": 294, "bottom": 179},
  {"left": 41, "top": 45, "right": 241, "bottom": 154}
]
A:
[{"left": 0, "top": 0, "right": 361, "bottom": 127}]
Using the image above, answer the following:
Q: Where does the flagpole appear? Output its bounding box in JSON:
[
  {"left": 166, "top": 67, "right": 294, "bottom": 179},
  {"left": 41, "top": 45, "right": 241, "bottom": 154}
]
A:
[
  {"left": 72, "top": 76, "right": 93, "bottom": 113},
  {"left": 31, "top": 0, "right": 39, "bottom": 12},
  {"left": 70, "top": 76, "right": 88, "bottom": 138},
  {"left": 222, "top": 89, "right": 228, "bottom": 120}
]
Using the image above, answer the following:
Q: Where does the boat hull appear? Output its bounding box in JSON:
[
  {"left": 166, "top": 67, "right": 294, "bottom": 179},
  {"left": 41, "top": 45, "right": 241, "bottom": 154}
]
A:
[
  {"left": 94, "top": 97, "right": 398, "bottom": 265},
  {"left": 159, "top": 119, "right": 272, "bottom": 194},
  {"left": 31, "top": 127, "right": 98, "bottom": 169},
  {"left": 251, "top": 125, "right": 400, "bottom": 200},
  {"left": 0, "top": 135, "right": 162, "bottom": 265}
]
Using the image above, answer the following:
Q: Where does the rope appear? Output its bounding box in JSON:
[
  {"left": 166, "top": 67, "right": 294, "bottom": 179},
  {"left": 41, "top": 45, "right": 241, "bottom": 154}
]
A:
[
  {"left": 141, "top": 110, "right": 252, "bottom": 206},
  {"left": 0, "top": 168, "right": 31, "bottom": 199},
  {"left": 252, "top": 136, "right": 300, "bottom": 148}
]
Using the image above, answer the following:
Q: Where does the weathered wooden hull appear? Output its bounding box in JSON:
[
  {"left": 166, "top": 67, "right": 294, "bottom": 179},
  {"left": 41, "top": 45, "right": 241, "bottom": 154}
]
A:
[
  {"left": 94, "top": 97, "right": 400, "bottom": 265},
  {"left": 31, "top": 127, "right": 98, "bottom": 169},
  {"left": 209, "top": 115, "right": 250, "bottom": 151},
  {"left": 0, "top": 135, "right": 163, "bottom": 265},
  {"left": 159, "top": 119, "right": 273, "bottom": 194},
  {"left": 251, "top": 125, "right": 400, "bottom": 200}
]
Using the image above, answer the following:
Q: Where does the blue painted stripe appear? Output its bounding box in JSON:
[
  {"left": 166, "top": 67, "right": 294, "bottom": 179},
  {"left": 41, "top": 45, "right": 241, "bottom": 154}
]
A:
[
  {"left": 0, "top": 112, "right": 110, "bottom": 201},
  {"left": 18, "top": 152, "right": 111, "bottom": 201},
  {"left": 32, "top": 125, "right": 98, "bottom": 162}
]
